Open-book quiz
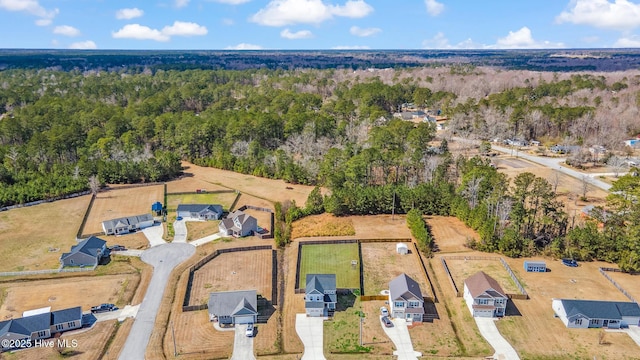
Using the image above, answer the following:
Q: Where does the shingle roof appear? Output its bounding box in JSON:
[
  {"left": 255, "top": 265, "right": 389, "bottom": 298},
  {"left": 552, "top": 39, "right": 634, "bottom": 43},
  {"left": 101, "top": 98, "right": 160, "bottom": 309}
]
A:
[
  {"left": 220, "top": 210, "right": 256, "bottom": 232},
  {"left": 208, "top": 290, "right": 257, "bottom": 318},
  {"left": 389, "top": 273, "right": 424, "bottom": 302},
  {"left": 306, "top": 274, "right": 336, "bottom": 296},
  {"left": 61, "top": 236, "right": 106, "bottom": 260},
  {"left": 560, "top": 299, "right": 640, "bottom": 320},
  {"left": 51, "top": 307, "right": 82, "bottom": 325},
  {"left": 464, "top": 271, "right": 506, "bottom": 298},
  {"left": 176, "top": 204, "right": 223, "bottom": 214},
  {"left": 0, "top": 306, "right": 83, "bottom": 340},
  {"left": 102, "top": 214, "right": 153, "bottom": 230}
]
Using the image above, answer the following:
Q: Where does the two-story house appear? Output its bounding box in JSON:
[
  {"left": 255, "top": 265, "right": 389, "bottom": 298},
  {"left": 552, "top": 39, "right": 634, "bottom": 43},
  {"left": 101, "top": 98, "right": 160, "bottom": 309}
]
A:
[
  {"left": 304, "top": 274, "right": 336, "bottom": 317},
  {"left": 388, "top": 273, "right": 425, "bottom": 322},
  {"left": 463, "top": 271, "right": 508, "bottom": 318},
  {"left": 219, "top": 210, "right": 258, "bottom": 237}
]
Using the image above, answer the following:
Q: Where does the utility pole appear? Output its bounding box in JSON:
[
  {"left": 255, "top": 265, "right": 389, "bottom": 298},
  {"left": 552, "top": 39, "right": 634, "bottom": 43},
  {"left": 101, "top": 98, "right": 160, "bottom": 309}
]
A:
[
  {"left": 171, "top": 321, "right": 177, "bottom": 357},
  {"left": 359, "top": 316, "right": 363, "bottom": 346},
  {"left": 391, "top": 190, "right": 396, "bottom": 220}
]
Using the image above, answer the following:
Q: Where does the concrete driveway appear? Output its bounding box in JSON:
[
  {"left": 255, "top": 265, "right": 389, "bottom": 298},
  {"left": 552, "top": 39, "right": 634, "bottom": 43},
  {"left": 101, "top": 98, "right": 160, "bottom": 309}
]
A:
[
  {"left": 190, "top": 232, "right": 222, "bottom": 247},
  {"left": 141, "top": 223, "right": 166, "bottom": 247},
  {"left": 474, "top": 317, "right": 520, "bottom": 360},
  {"left": 381, "top": 318, "right": 422, "bottom": 360},
  {"left": 609, "top": 325, "right": 640, "bottom": 347},
  {"left": 231, "top": 324, "right": 256, "bottom": 360},
  {"left": 295, "top": 314, "right": 326, "bottom": 360},
  {"left": 173, "top": 219, "right": 187, "bottom": 243},
  {"left": 113, "top": 249, "right": 144, "bottom": 257},
  {"left": 118, "top": 243, "right": 195, "bottom": 360},
  {"left": 93, "top": 304, "right": 140, "bottom": 322}
]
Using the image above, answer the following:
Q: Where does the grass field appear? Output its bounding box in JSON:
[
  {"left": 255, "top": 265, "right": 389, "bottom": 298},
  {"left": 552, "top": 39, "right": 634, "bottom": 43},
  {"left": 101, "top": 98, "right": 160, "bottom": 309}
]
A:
[
  {"left": 299, "top": 243, "right": 360, "bottom": 289},
  {"left": 426, "top": 216, "right": 479, "bottom": 253},
  {"left": 0, "top": 195, "right": 91, "bottom": 272},
  {"left": 166, "top": 192, "right": 238, "bottom": 212},
  {"left": 445, "top": 257, "right": 522, "bottom": 295},
  {"left": 185, "top": 220, "right": 220, "bottom": 241},
  {"left": 291, "top": 213, "right": 355, "bottom": 239}
]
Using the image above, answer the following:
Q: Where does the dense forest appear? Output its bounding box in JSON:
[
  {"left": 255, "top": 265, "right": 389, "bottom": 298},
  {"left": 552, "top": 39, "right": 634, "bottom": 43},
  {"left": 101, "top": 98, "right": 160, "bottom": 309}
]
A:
[{"left": 0, "top": 65, "right": 639, "bottom": 270}]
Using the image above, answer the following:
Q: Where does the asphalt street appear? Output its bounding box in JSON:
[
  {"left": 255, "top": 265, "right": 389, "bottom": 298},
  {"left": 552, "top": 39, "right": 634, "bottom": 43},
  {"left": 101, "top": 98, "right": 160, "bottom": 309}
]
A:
[{"left": 118, "top": 242, "right": 195, "bottom": 360}]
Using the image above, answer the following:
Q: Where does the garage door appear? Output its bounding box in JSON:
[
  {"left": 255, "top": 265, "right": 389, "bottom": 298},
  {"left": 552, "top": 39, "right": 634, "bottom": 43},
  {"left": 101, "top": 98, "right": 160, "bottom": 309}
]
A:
[
  {"left": 235, "top": 315, "right": 254, "bottom": 324},
  {"left": 474, "top": 310, "right": 493, "bottom": 318}
]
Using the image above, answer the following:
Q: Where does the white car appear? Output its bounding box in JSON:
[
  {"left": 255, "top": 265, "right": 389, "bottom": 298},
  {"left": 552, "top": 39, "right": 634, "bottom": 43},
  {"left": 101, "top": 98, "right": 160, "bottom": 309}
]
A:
[
  {"left": 380, "top": 306, "right": 389, "bottom": 317},
  {"left": 245, "top": 323, "right": 254, "bottom": 337}
]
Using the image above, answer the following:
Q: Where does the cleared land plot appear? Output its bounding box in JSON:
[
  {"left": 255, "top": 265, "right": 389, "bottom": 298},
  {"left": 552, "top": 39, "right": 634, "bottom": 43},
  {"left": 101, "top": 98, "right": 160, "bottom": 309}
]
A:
[
  {"left": 188, "top": 250, "right": 272, "bottom": 306},
  {"left": 292, "top": 213, "right": 355, "bottom": 239},
  {"left": 426, "top": 216, "right": 479, "bottom": 253},
  {"left": 605, "top": 271, "right": 640, "bottom": 302},
  {"left": 173, "top": 309, "right": 234, "bottom": 359},
  {"left": 83, "top": 185, "right": 163, "bottom": 234},
  {"left": 498, "top": 157, "right": 541, "bottom": 169},
  {"left": 495, "top": 258, "right": 638, "bottom": 359},
  {"left": 445, "top": 258, "right": 522, "bottom": 295},
  {"left": 299, "top": 243, "right": 360, "bottom": 289},
  {"left": 0, "top": 274, "right": 139, "bottom": 320},
  {"left": 0, "top": 195, "right": 91, "bottom": 272},
  {"left": 185, "top": 220, "right": 220, "bottom": 241},
  {"left": 166, "top": 192, "right": 238, "bottom": 212},
  {"left": 361, "top": 242, "right": 432, "bottom": 298},
  {"left": 351, "top": 215, "right": 411, "bottom": 239}
]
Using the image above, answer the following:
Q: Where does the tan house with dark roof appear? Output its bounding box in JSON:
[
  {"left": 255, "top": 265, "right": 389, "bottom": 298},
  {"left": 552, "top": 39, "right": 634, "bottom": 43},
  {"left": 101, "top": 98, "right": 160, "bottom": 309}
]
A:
[{"left": 463, "top": 271, "right": 508, "bottom": 318}]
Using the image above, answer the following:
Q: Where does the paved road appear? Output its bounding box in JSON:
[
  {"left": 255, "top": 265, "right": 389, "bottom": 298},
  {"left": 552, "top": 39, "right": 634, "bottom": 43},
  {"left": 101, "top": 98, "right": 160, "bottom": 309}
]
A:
[
  {"left": 141, "top": 223, "right": 166, "bottom": 247},
  {"left": 474, "top": 317, "right": 520, "bottom": 360},
  {"left": 381, "top": 318, "right": 422, "bottom": 360},
  {"left": 231, "top": 324, "right": 256, "bottom": 360},
  {"left": 118, "top": 243, "right": 195, "bottom": 360},
  {"left": 295, "top": 314, "right": 326, "bottom": 360}
]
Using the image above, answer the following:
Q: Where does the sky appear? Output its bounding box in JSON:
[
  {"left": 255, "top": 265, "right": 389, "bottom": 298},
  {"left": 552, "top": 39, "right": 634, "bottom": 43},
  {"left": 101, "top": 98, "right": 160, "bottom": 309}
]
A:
[{"left": 1, "top": 0, "right": 640, "bottom": 50}]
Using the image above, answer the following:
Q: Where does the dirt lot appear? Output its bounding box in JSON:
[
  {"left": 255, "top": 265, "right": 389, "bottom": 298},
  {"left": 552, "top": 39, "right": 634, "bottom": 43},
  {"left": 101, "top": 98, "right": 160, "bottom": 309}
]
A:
[
  {"left": 291, "top": 213, "right": 355, "bottom": 239},
  {"left": 0, "top": 274, "right": 139, "bottom": 320},
  {"left": 605, "top": 271, "right": 640, "bottom": 302},
  {"left": 0, "top": 195, "right": 91, "bottom": 272},
  {"left": 351, "top": 215, "right": 411, "bottom": 239},
  {"left": 83, "top": 185, "right": 163, "bottom": 234},
  {"left": 189, "top": 249, "right": 273, "bottom": 306},
  {"left": 361, "top": 242, "right": 433, "bottom": 298},
  {"left": 445, "top": 257, "right": 522, "bottom": 295},
  {"left": 426, "top": 216, "right": 479, "bottom": 253}
]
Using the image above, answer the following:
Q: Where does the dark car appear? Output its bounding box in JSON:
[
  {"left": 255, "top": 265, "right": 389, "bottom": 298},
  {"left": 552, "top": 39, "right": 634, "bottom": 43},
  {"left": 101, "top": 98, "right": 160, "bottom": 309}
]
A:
[
  {"left": 562, "top": 258, "right": 578, "bottom": 267},
  {"left": 381, "top": 316, "right": 393, "bottom": 328},
  {"left": 109, "top": 245, "right": 126, "bottom": 251},
  {"left": 91, "top": 303, "right": 118, "bottom": 313}
]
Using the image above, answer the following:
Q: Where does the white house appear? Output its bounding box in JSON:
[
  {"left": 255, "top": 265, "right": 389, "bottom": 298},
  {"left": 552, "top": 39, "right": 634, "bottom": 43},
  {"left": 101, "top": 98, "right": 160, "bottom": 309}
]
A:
[
  {"left": 389, "top": 273, "right": 424, "bottom": 322},
  {"left": 305, "top": 274, "right": 336, "bottom": 317},
  {"left": 176, "top": 204, "right": 223, "bottom": 220},
  {"left": 102, "top": 214, "right": 154, "bottom": 235},
  {"left": 463, "top": 271, "right": 508, "bottom": 318},
  {"left": 552, "top": 299, "right": 640, "bottom": 329}
]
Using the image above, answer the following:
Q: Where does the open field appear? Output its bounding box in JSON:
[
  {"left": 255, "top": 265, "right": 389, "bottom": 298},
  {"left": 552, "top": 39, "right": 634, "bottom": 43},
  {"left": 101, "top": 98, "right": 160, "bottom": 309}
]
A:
[
  {"left": 606, "top": 271, "right": 640, "bottom": 302},
  {"left": 0, "top": 195, "right": 91, "bottom": 272},
  {"left": 445, "top": 258, "right": 522, "bottom": 295},
  {"left": 0, "top": 273, "right": 139, "bottom": 320},
  {"left": 173, "top": 309, "right": 234, "bottom": 359},
  {"left": 185, "top": 220, "right": 220, "bottom": 241},
  {"left": 83, "top": 185, "right": 163, "bottom": 234},
  {"left": 188, "top": 249, "right": 273, "bottom": 306},
  {"left": 299, "top": 243, "right": 360, "bottom": 289},
  {"left": 292, "top": 213, "right": 355, "bottom": 239},
  {"left": 166, "top": 191, "right": 238, "bottom": 212},
  {"left": 495, "top": 257, "right": 639, "bottom": 359},
  {"left": 361, "top": 242, "right": 432, "bottom": 298},
  {"left": 351, "top": 215, "right": 411, "bottom": 239},
  {"left": 426, "top": 216, "right": 479, "bottom": 254}
]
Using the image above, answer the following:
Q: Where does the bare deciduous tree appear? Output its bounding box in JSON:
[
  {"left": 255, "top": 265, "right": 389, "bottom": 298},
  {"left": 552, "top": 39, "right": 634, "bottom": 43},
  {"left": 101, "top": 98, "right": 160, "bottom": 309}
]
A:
[
  {"left": 550, "top": 171, "right": 561, "bottom": 193},
  {"left": 608, "top": 156, "right": 626, "bottom": 178},
  {"left": 88, "top": 175, "right": 101, "bottom": 195},
  {"left": 581, "top": 175, "right": 592, "bottom": 200}
]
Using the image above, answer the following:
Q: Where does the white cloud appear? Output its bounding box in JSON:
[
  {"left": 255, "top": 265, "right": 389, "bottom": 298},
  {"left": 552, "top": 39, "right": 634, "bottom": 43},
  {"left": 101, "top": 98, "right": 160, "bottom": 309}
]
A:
[
  {"left": 250, "top": 0, "right": 373, "bottom": 26},
  {"left": 161, "top": 21, "right": 208, "bottom": 36},
  {"left": 116, "top": 8, "right": 144, "bottom": 20},
  {"left": 281, "top": 28, "right": 313, "bottom": 39},
  {"left": 495, "top": 27, "right": 564, "bottom": 49},
  {"left": 424, "top": 0, "right": 444, "bottom": 16},
  {"left": 350, "top": 25, "right": 380, "bottom": 37},
  {"left": 332, "top": 45, "right": 370, "bottom": 49},
  {"left": 69, "top": 40, "right": 97, "bottom": 49},
  {"left": 175, "top": 0, "right": 190, "bottom": 8},
  {"left": 556, "top": 0, "right": 640, "bottom": 31},
  {"left": 222, "top": 18, "right": 234, "bottom": 25},
  {"left": 0, "top": 0, "right": 58, "bottom": 24},
  {"left": 53, "top": 25, "right": 80, "bottom": 37},
  {"left": 422, "top": 32, "right": 480, "bottom": 49},
  {"left": 211, "top": 0, "right": 251, "bottom": 3},
  {"left": 614, "top": 35, "right": 640, "bottom": 47},
  {"left": 225, "top": 43, "right": 263, "bottom": 50},
  {"left": 112, "top": 24, "right": 170, "bottom": 42}
]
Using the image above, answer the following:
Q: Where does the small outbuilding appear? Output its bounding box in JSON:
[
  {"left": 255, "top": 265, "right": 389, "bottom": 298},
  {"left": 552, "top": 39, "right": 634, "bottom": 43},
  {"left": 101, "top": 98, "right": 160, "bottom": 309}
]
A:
[
  {"left": 151, "top": 202, "right": 163, "bottom": 215},
  {"left": 396, "top": 243, "right": 409, "bottom": 255},
  {"left": 524, "top": 260, "right": 546, "bottom": 272}
]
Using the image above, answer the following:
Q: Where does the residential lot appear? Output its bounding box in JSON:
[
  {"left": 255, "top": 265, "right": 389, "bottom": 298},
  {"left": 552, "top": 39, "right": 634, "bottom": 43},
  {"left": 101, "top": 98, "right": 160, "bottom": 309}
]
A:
[
  {"left": 445, "top": 257, "right": 522, "bottom": 295},
  {"left": 606, "top": 271, "right": 640, "bottom": 302},
  {"left": 188, "top": 249, "right": 273, "bottom": 307},
  {"left": 166, "top": 191, "right": 238, "bottom": 212},
  {"left": 83, "top": 184, "right": 163, "bottom": 234},
  {"left": 299, "top": 243, "right": 360, "bottom": 289},
  {"left": 426, "top": 215, "right": 478, "bottom": 253},
  {"left": 0, "top": 195, "right": 90, "bottom": 271},
  {"left": 291, "top": 213, "right": 355, "bottom": 239}
]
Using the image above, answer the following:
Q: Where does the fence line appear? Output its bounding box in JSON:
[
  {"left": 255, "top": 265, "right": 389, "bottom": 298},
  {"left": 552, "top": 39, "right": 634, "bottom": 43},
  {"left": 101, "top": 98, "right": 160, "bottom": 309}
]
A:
[
  {"left": 499, "top": 258, "right": 528, "bottom": 298},
  {"left": 440, "top": 256, "right": 528, "bottom": 298},
  {"left": 360, "top": 295, "right": 388, "bottom": 301},
  {"left": 166, "top": 190, "right": 237, "bottom": 195},
  {"left": 440, "top": 258, "right": 459, "bottom": 295},
  {"left": 413, "top": 242, "right": 438, "bottom": 303},
  {"left": 0, "top": 264, "right": 97, "bottom": 277},
  {"left": 76, "top": 193, "right": 97, "bottom": 239},
  {"left": 599, "top": 268, "right": 637, "bottom": 303},
  {"left": 0, "top": 190, "right": 91, "bottom": 213}
]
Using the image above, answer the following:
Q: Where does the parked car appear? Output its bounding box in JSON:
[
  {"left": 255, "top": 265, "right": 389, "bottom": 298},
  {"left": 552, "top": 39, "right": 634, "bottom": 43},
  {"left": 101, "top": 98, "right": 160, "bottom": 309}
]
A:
[
  {"left": 91, "top": 303, "right": 118, "bottom": 313},
  {"left": 381, "top": 316, "right": 393, "bottom": 328},
  {"left": 380, "top": 306, "right": 389, "bottom": 317},
  {"left": 562, "top": 258, "right": 578, "bottom": 267},
  {"left": 176, "top": 216, "right": 183, "bottom": 221},
  {"left": 109, "top": 245, "right": 126, "bottom": 251},
  {"left": 245, "top": 323, "right": 254, "bottom": 337}
]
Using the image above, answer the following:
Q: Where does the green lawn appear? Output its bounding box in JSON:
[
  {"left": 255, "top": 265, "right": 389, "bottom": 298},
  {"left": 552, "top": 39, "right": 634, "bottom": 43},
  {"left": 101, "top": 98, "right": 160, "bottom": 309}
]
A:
[
  {"left": 299, "top": 243, "right": 361, "bottom": 289},
  {"left": 166, "top": 192, "right": 238, "bottom": 212}
]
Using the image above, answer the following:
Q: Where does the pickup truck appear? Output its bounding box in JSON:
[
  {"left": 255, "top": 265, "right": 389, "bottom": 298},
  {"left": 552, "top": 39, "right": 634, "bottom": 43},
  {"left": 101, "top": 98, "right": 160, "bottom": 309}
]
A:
[{"left": 91, "top": 303, "right": 118, "bottom": 313}]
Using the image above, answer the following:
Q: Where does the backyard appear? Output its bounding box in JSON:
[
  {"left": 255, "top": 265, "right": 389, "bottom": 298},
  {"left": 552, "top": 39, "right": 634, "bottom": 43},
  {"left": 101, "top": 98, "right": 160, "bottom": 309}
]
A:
[{"left": 298, "top": 243, "right": 360, "bottom": 289}]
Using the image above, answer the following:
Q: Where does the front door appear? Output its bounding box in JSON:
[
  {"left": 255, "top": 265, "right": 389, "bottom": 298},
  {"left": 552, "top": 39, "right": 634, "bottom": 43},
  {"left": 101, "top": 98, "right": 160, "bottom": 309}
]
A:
[{"left": 603, "top": 320, "right": 609, "bottom": 327}]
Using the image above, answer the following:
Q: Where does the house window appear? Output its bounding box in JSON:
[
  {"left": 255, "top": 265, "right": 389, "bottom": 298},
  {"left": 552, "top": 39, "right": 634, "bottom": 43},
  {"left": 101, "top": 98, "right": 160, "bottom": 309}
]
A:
[
  {"left": 394, "top": 301, "right": 405, "bottom": 308},
  {"left": 408, "top": 301, "right": 420, "bottom": 308},
  {"left": 590, "top": 319, "right": 600, "bottom": 325},
  {"left": 575, "top": 319, "right": 583, "bottom": 325},
  {"left": 478, "top": 299, "right": 489, "bottom": 305},
  {"left": 37, "top": 331, "right": 47, "bottom": 337},
  {"left": 56, "top": 324, "right": 64, "bottom": 331},
  {"left": 67, "top": 321, "right": 75, "bottom": 327}
]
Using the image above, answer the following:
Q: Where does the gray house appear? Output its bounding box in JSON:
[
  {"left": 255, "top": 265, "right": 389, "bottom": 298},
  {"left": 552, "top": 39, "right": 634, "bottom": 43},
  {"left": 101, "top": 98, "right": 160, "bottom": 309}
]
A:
[
  {"left": 389, "top": 273, "right": 424, "bottom": 322},
  {"left": 208, "top": 290, "right": 258, "bottom": 325},
  {"left": 102, "top": 214, "right": 154, "bottom": 235},
  {"left": 305, "top": 274, "right": 337, "bottom": 317},
  {"left": 463, "top": 271, "right": 508, "bottom": 318},
  {"left": 0, "top": 307, "right": 82, "bottom": 352},
  {"left": 219, "top": 210, "right": 258, "bottom": 237},
  {"left": 552, "top": 299, "right": 640, "bottom": 329},
  {"left": 176, "top": 204, "right": 223, "bottom": 220},
  {"left": 60, "top": 236, "right": 108, "bottom": 268}
]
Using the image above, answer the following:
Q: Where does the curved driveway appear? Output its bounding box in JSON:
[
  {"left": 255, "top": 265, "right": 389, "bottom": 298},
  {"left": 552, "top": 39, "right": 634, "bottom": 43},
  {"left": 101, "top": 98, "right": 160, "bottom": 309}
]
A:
[{"left": 118, "top": 243, "right": 195, "bottom": 360}]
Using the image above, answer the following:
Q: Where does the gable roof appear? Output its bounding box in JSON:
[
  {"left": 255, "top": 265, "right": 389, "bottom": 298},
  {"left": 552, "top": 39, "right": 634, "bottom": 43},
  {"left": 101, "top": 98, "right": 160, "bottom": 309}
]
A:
[
  {"left": 306, "top": 274, "right": 336, "bottom": 295},
  {"left": 220, "top": 210, "right": 256, "bottom": 231},
  {"left": 389, "top": 273, "right": 424, "bottom": 302},
  {"left": 0, "top": 312, "right": 50, "bottom": 337},
  {"left": 102, "top": 214, "right": 153, "bottom": 230},
  {"left": 51, "top": 307, "right": 82, "bottom": 325},
  {"left": 208, "top": 290, "right": 257, "bottom": 318},
  {"left": 61, "top": 236, "right": 106, "bottom": 261},
  {"left": 176, "top": 204, "right": 223, "bottom": 214},
  {"left": 560, "top": 299, "right": 640, "bottom": 320},
  {"left": 464, "top": 271, "right": 506, "bottom": 298}
]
